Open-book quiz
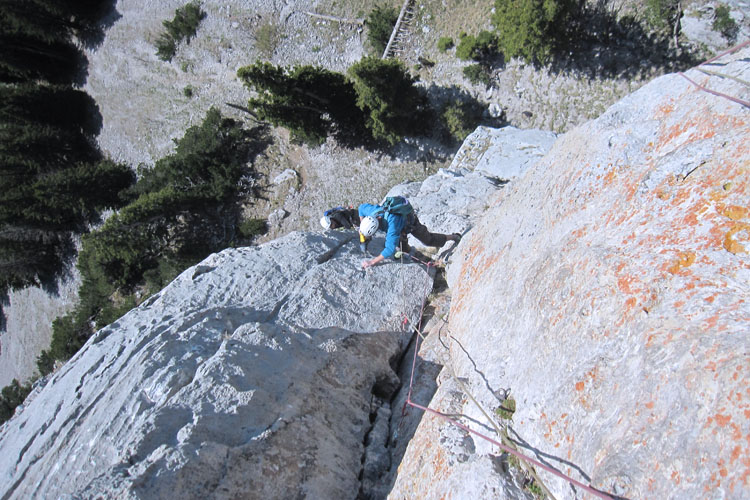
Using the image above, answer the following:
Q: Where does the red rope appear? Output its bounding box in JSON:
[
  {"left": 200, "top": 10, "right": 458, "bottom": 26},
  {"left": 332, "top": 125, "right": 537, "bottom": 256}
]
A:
[
  {"left": 678, "top": 72, "right": 750, "bottom": 108},
  {"left": 700, "top": 40, "right": 750, "bottom": 65},
  {"left": 679, "top": 40, "right": 750, "bottom": 108},
  {"left": 402, "top": 264, "right": 615, "bottom": 499},
  {"left": 405, "top": 399, "right": 614, "bottom": 499}
]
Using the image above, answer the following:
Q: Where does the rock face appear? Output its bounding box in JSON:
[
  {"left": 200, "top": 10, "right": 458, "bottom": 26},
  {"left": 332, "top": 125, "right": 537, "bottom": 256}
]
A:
[
  {"left": 0, "top": 231, "right": 435, "bottom": 499},
  {"left": 2, "top": 46, "right": 748, "bottom": 499},
  {"left": 393, "top": 48, "right": 750, "bottom": 498},
  {"left": 0, "top": 118, "right": 541, "bottom": 497}
]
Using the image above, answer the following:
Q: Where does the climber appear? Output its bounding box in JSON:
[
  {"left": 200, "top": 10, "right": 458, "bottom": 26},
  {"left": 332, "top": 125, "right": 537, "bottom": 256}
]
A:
[
  {"left": 320, "top": 205, "right": 359, "bottom": 230},
  {"left": 359, "top": 196, "right": 461, "bottom": 269}
]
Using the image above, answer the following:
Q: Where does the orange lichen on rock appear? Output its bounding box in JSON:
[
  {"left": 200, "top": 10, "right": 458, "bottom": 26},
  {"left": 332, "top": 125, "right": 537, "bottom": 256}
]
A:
[
  {"left": 668, "top": 251, "right": 696, "bottom": 274},
  {"left": 723, "top": 222, "right": 750, "bottom": 254},
  {"left": 720, "top": 205, "right": 749, "bottom": 221}
]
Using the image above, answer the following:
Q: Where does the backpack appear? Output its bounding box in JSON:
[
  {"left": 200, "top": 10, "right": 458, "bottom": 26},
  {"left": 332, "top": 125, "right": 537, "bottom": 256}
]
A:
[
  {"left": 323, "top": 206, "right": 357, "bottom": 229},
  {"left": 378, "top": 196, "right": 413, "bottom": 217}
]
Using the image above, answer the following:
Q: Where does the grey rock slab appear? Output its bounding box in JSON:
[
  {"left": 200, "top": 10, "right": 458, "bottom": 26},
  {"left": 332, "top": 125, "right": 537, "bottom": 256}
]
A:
[
  {"left": 0, "top": 231, "right": 433, "bottom": 499},
  {"left": 418, "top": 47, "right": 750, "bottom": 499},
  {"left": 448, "top": 126, "right": 557, "bottom": 181}
]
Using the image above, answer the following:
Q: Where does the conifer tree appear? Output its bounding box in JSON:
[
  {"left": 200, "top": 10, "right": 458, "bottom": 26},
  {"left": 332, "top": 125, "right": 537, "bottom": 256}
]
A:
[
  {"left": 238, "top": 62, "right": 367, "bottom": 145},
  {"left": 347, "top": 57, "right": 431, "bottom": 145}
]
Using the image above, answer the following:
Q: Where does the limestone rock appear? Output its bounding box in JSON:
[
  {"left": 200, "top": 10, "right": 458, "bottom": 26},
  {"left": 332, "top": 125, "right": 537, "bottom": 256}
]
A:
[
  {"left": 394, "top": 47, "right": 750, "bottom": 499},
  {"left": 0, "top": 231, "right": 433, "bottom": 499}
]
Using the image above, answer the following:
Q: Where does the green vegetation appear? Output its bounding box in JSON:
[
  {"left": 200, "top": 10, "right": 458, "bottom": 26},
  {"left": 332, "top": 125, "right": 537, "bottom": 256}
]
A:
[
  {"left": 36, "top": 108, "right": 268, "bottom": 375},
  {"left": 156, "top": 1, "right": 206, "bottom": 62},
  {"left": 495, "top": 397, "right": 516, "bottom": 419},
  {"left": 238, "top": 218, "right": 267, "bottom": 238},
  {"left": 366, "top": 4, "right": 398, "bottom": 55},
  {"left": 348, "top": 57, "right": 431, "bottom": 145},
  {"left": 0, "top": 1, "right": 134, "bottom": 294},
  {"left": 713, "top": 4, "right": 738, "bottom": 41},
  {"left": 526, "top": 480, "right": 544, "bottom": 497},
  {"left": 456, "top": 30, "right": 498, "bottom": 62},
  {"left": 644, "top": 0, "right": 680, "bottom": 34},
  {"left": 238, "top": 62, "right": 367, "bottom": 146},
  {"left": 238, "top": 57, "right": 430, "bottom": 147},
  {"left": 255, "top": 22, "right": 280, "bottom": 58},
  {"left": 0, "top": 379, "right": 32, "bottom": 424},
  {"left": 437, "top": 36, "right": 454, "bottom": 52},
  {"left": 441, "top": 99, "right": 484, "bottom": 142},
  {"left": 463, "top": 63, "right": 492, "bottom": 87},
  {"left": 491, "top": 0, "right": 577, "bottom": 63}
]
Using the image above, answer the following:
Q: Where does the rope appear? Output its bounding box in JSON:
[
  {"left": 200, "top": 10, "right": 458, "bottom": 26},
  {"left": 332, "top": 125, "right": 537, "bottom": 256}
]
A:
[
  {"left": 678, "top": 40, "right": 750, "bottom": 108},
  {"left": 401, "top": 270, "right": 615, "bottom": 499}
]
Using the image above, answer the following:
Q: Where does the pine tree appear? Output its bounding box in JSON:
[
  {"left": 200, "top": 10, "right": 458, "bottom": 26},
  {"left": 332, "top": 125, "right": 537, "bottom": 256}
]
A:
[
  {"left": 491, "top": 0, "right": 578, "bottom": 63},
  {"left": 238, "top": 62, "right": 368, "bottom": 146},
  {"left": 347, "top": 57, "right": 431, "bottom": 145}
]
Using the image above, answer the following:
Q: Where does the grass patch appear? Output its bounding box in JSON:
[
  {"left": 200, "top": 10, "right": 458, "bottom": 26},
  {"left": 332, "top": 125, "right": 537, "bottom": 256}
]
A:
[{"left": 255, "top": 22, "right": 280, "bottom": 58}]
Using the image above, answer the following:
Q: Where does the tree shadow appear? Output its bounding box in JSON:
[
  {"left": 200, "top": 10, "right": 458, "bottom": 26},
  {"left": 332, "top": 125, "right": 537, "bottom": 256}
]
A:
[
  {"left": 76, "top": 0, "right": 123, "bottom": 50},
  {"left": 0, "top": 289, "right": 8, "bottom": 332},
  {"left": 547, "top": 4, "right": 702, "bottom": 79}
]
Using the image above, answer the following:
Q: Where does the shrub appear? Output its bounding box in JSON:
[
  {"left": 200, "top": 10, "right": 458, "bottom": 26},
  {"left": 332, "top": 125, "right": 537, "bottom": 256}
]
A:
[
  {"left": 455, "top": 30, "right": 498, "bottom": 61},
  {"left": 441, "top": 99, "right": 484, "bottom": 142},
  {"left": 255, "top": 22, "right": 279, "bottom": 58},
  {"left": 492, "top": 0, "right": 577, "bottom": 63},
  {"left": 713, "top": 4, "right": 738, "bottom": 41},
  {"left": 437, "top": 36, "right": 454, "bottom": 52},
  {"left": 155, "top": 2, "right": 206, "bottom": 62},
  {"left": 462, "top": 63, "right": 492, "bottom": 87},
  {"left": 0, "top": 379, "right": 33, "bottom": 424},
  {"left": 366, "top": 5, "right": 398, "bottom": 55},
  {"left": 238, "top": 218, "right": 267, "bottom": 238},
  {"left": 644, "top": 0, "right": 680, "bottom": 33}
]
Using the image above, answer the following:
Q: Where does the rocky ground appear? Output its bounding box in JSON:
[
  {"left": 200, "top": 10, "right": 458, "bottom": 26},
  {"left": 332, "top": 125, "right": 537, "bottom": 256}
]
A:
[{"left": 1, "top": 0, "right": 747, "bottom": 385}]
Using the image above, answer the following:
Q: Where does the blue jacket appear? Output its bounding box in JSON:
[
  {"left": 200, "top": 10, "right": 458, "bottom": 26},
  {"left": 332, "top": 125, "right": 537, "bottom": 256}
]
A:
[{"left": 358, "top": 203, "right": 406, "bottom": 259}]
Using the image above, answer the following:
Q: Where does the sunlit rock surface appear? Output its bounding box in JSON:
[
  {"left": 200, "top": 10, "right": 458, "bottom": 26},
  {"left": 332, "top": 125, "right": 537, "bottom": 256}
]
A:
[{"left": 393, "top": 48, "right": 750, "bottom": 499}]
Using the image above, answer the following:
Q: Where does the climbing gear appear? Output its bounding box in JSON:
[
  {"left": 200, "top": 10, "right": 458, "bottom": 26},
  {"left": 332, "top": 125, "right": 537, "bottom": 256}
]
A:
[
  {"left": 360, "top": 216, "right": 378, "bottom": 237},
  {"left": 376, "top": 196, "right": 414, "bottom": 217},
  {"left": 320, "top": 216, "right": 332, "bottom": 229},
  {"left": 359, "top": 232, "right": 369, "bottom": 253}
]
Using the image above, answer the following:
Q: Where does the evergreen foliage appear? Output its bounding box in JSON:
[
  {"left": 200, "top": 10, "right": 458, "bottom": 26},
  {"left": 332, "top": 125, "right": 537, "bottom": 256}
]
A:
[
  {"left": 644, "top": 0, "right": 680, "bottom": 33},
  {"left": 37, "top": 108, "right": 267, "bottom": 374},
  {"left": 455, "top": 30, "right": 499, "bottom": 62},
  {"left": 347, "top": 57, "right": 431, "bottom": 145},
  {"left": 155, "top": 2, "right": 206, "bottom": 61},
  {"left": 0, "top": 379, "right": 32, "bottom": 424},
  {"left": 238, "top": 62, "right": 368, "bottom": 146},
  {"left": 713, "top": 4, "right": 738, "bottom": 41},
  {"left": 0, "top": 0, "right": 131, "bottom": 421},
  {"left": 491, "top": 0, "right": 578, "bottom": 63},
  {"left": 437, "top": 36, "right": 454, "bottom": 52},
  {"left": 366, "top": 5, "right": 398, "bottom": 55},
  {"left": 462, "top": 64, "right": 492, "bottom": 87},
  {"left": 441, "top": 99, "right": 484, "bottom": 142}
]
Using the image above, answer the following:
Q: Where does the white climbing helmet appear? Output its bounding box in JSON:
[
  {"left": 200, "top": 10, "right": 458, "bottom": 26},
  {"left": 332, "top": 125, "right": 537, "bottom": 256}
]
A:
[
  {"left": 320, "top": 215, "right": 332, "bottom": 230},
  {"left": 359, "top": 216, "right": 379, "bottom": 237}
]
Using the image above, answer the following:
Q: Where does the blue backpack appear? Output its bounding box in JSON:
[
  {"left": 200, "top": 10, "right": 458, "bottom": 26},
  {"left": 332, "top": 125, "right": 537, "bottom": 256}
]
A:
[{"left": 377, "top": 196, "right": 413, "bottom": 217}]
